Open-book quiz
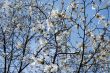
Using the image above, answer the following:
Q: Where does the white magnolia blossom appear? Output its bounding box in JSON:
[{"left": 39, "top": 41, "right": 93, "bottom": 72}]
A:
[
  {"left": 44, "top": 65, "right": 51, "bottom": 73},
  {"left": 29, "top": 6, "right": 32, "bottom": 16},
  {"left": 50, "top": 64, "right": 58, "bottom": 72},
  {"left": 56, "top": 34, "right": 63, "bottom": 41},
  {"left": 97, "top": 34, "right": 104, "bottom": 41},
  {"left": 16, "top": 23, "right": 22, "bottom": 29},
  {"left": 61, "top": 57, "right": 71, "bottom": 64},
  {"left": 70, "top": 2, "right": 78, "bottom": 10},
  {"left": 39, "top": 38, "right": 44, "bottom": 45},
  {"left": 31, "top": 58, "right": 44, "bottom": 67},
  {"left": 37, "top": 57, "right": 44, "bottom": 64},
  {"left": 56, "top": 31, "right": 69, "bottom": 41},
  {"left": 46, "top": 19, "right": 54, "bottom": 32},
  {"left": 99, "top": 20, "right": 110, "bottom": 27},
  {"left": 31, "top": 0, "right": 36, "bottom": 6},
  {"left": 2, "top": 0, "right": 11, "bottom": 9},
  {"left": 108, "top": 21, "right": 110, "bottom": 26},
  {"left": 38, "top": 38, "right": 47, "bottom": 47},
  {"left": 96, "top": 13, "right": 105, "bottom": 20},
  {"left": 44, "top": 64, "right": 58, "bottom": 73},
  {"left": 77, "top": 42, "right": 87, "bottom": 50},
  {"left": 30, "top": 55, "right": 38, "bottom": 66},
  {"left": 32, "top": 22, "right": 45, "bottom": 32},
  {"left": 16, "top": 42, "right": 23, "bottom": 49},
  {"left": 75, "top": 24, "right": 79, "bottom": 29},
  {"left": 99, "top": 50, "right": 107, "bottom": 60},
  {"left": 51, "top": 9, "right": 59, "bottom": 18},
  {"left": 14, "top": 1, "right": 23, "bottom": 9},
  {"left": 22, "top": 56, "right": 29, "bottom": 62},
  {"left": 37, "top": 23, "right": 45, "bottom": 30},
  {"left": 30, "top": 61, "right": 37, "bottom": 66},
  {"left": 86, "top": 30, "right": 95, "bottom": 38},
  {"left": 58, "top": 12, "right": 68, "bottom": 18},
  {"left": 51, "top": 10, "right": 67, "bottom": 18},
  {"left": 31, "top": 26, "right": 36, "bottom": 32},
  {"left": 2, "top": 52, "right": 9, "bottom": 57},
  {"left": 92, "top": 2, "right": 97, "bottom": 10},
  {"left": 63, "top": 31, "right": 70, "bottom": 36},
  {"left": 77, "top": 42, "right": 83, "bottom": 49},
  {"left": 30, "top": 55, "right": 44, "bottom": 65}
]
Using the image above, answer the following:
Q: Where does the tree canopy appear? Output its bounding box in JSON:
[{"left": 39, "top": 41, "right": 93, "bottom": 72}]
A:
[{"left": 0, "top": 0, "right": 110, "bottom": 73}]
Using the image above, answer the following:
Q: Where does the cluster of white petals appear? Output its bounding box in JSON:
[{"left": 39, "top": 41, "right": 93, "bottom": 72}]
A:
[
  {"left": 46, "top": 19, "right": 54, "bottom": 32},
  {"left": 70, "top": 2, "right": 78, "bottom": 10},
  {"left": 16, "top": 42, "right": 23, "bottom": 49},
  {"left": 92, "top": 2, "right": 97, "bottom": 10},
  {"left": 38, "top": 38, "right": 47, "bottom": 47},
  {"left": 44, "top": 64, "right": 58, "bottom": 73},
  {"left": 2, "top": 0, "right": 11, "bottom": 9},
  {"left": 96, "top": 13, "right": 105, "bottom": 20},
  {"left": 51, "top": 10, "right": 67, "bottom": 18},
  {"left": 29, "top": 6, "right": 32, "bottom": 16}
]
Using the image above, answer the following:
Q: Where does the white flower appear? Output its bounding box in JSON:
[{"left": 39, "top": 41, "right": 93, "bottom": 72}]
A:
[
  {"left": 12, "top": 17, "right": 17, "bottom": 22},
  {"left": 98, "top": 20, "right": 109, "bottom": 28},
  {"left": 31, "top": 55, "right": 37, "bottom": 61},
  {"left": 70, "top": 2, "right": 78, "bottom": 10},
  {"left": 22, "top": 56, "right": 28, "bottom": 62},
  {"left": 97, "top": 34, "right": 104, "bottom": 41},
  {"left": 30, "top": 61, "right": 36, "bottom": 66},
  {"left": 99, "top": 51, "right": 106, "bottom": 60},
  {"left": 50, "top": 64, "right": 58, "bottom": 72},
  {"left": 62, "top": 57, "right": 71, "bottom": 64},
  {"left": 96, "top": 13, "right": 105, "bottom": 20},
  {"left": 31, "top": 26, "right": 36, "bottom": 32},
  {"left": 2, "top": 52, "right": 8, "bottom": 57},
  {"left": 44, "top": 65, "right": 51, "bottom": 73},
  {"left": 30, "top": 55, "right": 37, "bottom": 66},
  {"left": 39, "top": 38, "right": 43, "bottom": 45},
  {"left": 104, "top": 21, "right": 110, "bottom": 27},
  {"left": 44, "top": 64, "right": 58, "bottom": 73},
  {"left": 51, "top": 9, "right": 68, "bottom": 19},
  {"left": 60, "top": 12, "right": 68, "bottom": 18},
  {"left": 16, "top": 42, "right": 22, "bottom": 49},
  {"left": 31, "top": 0, "right": 36, "bottom": 6},
  {"left": 56, "top": 35, "right": 62, "bottom": 41},
  {"left": 51, "top": 10, "right": 59, "bottom": 18},
  {"left": 75, "top": 24, "right": 79, "bottom": 29},
  {"left": 88, "top": 54, "right": 91, "bottom": 58},
  {"left": 92, "top": 2, "right": 97, "bottom": 10},
  {"left": 14, "top": 1, "right": 22, "bottom": 9},
  {"left": 38, "top": 23, "right": 45, "bottom": 30},
  {"left": 46, "top": 19, "right": 54, "bottom": 32},
  {"left": 17, "top": 23, "right": 22, "bottom": 29},
  {"left": 77, "top": 42, "right": 87, "bottom": 50},
  {"left": 63, "top": 31, "right": 70, "bottom": 36},
  {"left": 38, "top": 38, "right": 47, "bottom": 47},
  {"left": 77, "top": 42, "right": 83, "bottom": 49},
  {"left": 34, "top": 21, "right": 45, "bottom": 32},
  {"left": 29, "top": 6, "right": 32, "bottom": 16},
  {"left": 86, "top": 30, "right": 94, "bottom": 37},
  {"left": 80, "top": 7, "right": 84, "bottom": 12},
  {"left": 37, "top": 58, "right": 44, "bottom": 64},
  {"left": 2, "top": 0, "right": 11, "bottom": 9},
  {"left": 31, "top": 23, "right": 45, "bottom": 32}
]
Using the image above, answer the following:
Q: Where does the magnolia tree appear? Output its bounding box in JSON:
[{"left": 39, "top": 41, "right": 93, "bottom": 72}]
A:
[{"left": 0, "top": 0, "right": 110, "bottom": 73}]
